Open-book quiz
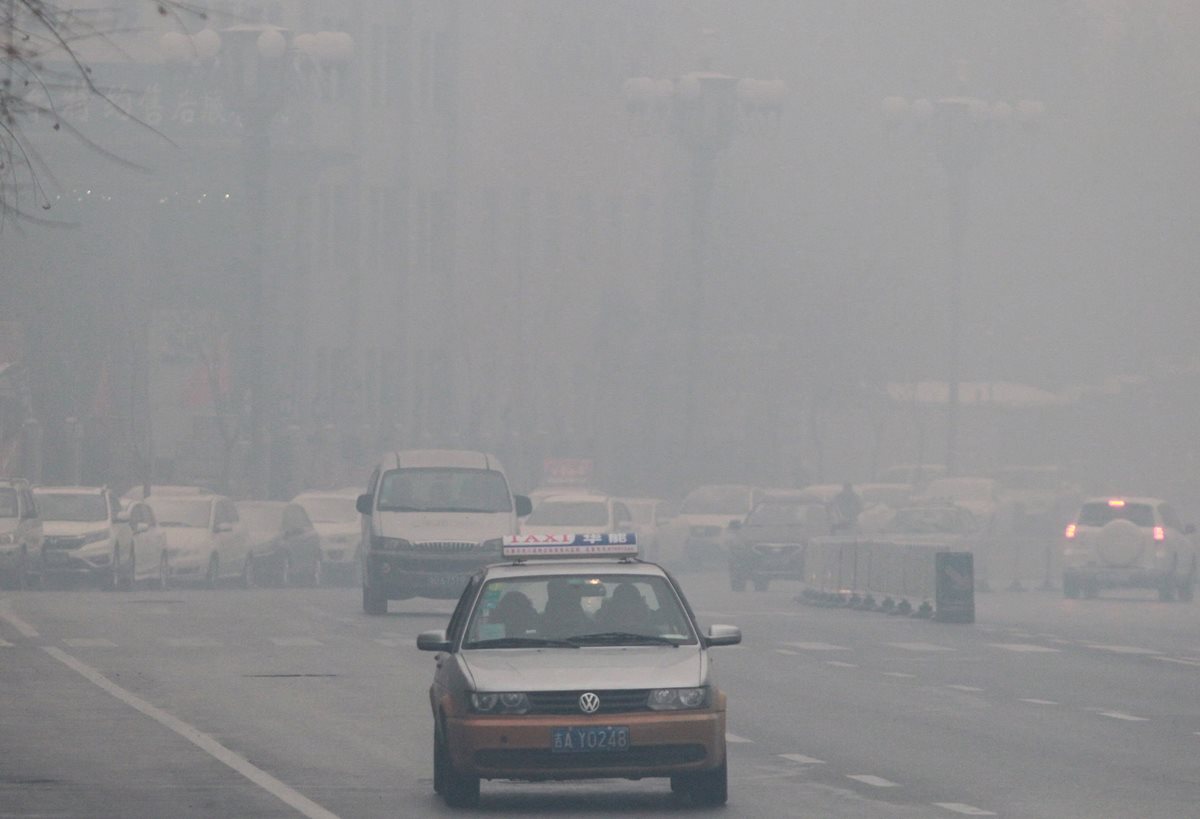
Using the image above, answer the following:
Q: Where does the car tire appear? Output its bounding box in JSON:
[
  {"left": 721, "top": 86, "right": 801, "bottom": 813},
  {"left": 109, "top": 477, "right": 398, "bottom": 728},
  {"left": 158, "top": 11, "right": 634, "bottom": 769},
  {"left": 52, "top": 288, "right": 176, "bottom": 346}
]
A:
[
  {"left": 278, "top": 554, "right": 291, "bottom": 588},
  {"left": 753, "top": 576, "right": 770, "bottom": 592},
  {"left": 308, "top": 558, "right": 323, "bottom": 588},
  {"left": 121, "top": 548, "right": 135, "bottom": 591},
  {"left": 241, "top": 553, "right": 256, "bottom": 589},
  {"left": 158, "top": 552, "right": 171, "bottom": 590},
  {"left": 16, "top": 548, "right": 28, "bottom": 591},
  {"left": 363, "top": 579, "right": 387, "bottom": 615},
  {"left": 204, "top": 554, "right": 219, "bottom": 589},
  {"left": 442, "top": 757, "right": 480, "bottom": 808},
  {"left": 432, "top": 727, "right": 448, "bottom": 795},
  {"left": 673, "top": 759, "right": 728, "bottom": 806}
]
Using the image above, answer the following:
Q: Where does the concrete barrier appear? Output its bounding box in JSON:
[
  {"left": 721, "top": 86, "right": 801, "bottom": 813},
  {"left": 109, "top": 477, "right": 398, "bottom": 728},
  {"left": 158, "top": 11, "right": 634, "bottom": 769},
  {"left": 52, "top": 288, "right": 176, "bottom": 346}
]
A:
[{"left": 800, "top": 537, "right": 974, "bottom": 623}]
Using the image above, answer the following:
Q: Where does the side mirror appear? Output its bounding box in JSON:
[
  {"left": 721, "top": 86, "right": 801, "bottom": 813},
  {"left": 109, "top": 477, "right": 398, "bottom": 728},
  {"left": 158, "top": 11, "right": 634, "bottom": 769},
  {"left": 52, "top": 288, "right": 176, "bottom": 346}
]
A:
[
  {"left": 514, "top": 495, "right": 533, "bottom": 517},
  {"left": 356, "top": 494, "right": 373, "bottom": 516},
  {"left": 417, "top": 629, "right": 451, "bottom": 652},
  {"left": 705, "top": 624, "right": 741, "bottom": 647}
]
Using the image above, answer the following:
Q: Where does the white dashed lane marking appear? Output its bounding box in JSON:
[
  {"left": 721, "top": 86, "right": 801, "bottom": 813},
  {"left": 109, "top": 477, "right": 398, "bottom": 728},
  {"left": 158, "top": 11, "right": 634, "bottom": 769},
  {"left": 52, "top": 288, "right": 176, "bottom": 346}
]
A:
[
  {"left": 847, "top": 774, "right": 899, "bottom": 787},
  {"left": 1152, "top": 656, "right": 1200, "bottom": 667},
  {"left": 269, "top": 637, "right": 324, "bottom": 647},
  {"left": 783, "top": 642, "right": 852, "bottom": 651},
  {"left": 1085, "top": 644, "right": 1162, "bottom": 655},
  {"left": 882, "top": 672, "right": 917, "bottom": 678},
  {"left": 946, "top": 685, "right": 985, "bottom": 693},
  {"left": 162, "top": 638, "right": 222, "bottom": 648},
  {"left": 824, "top": 660, "right": 858, "bottom": 668},
  {"left": 1098, "top": 711, "right": 1148, "bottom": 722},
  {"left": 63, "top": 638, "right": 117, "bottom": 648},
  {"left": 887, "top": 642, "right": 954, "bottom": 652},
  {"left": 0, "top": 606, "right": 39, "bottom": 638},
  {"left": 774, "top": 648, "right": 799, "bottom": 656},
  {"left": 725, "top": 733, "right": 753, "bottom": 744},
  {"left": 1019, "top": 699, "right": 1059, "bottom": 706},
  {"left": 779, "top": 754, "right": 825, "bottom": 765},
  {"left": 935, "top": 802, "right": 997, "bottom": 816},
  {"left": 988, "top": 643, "right": 1060, "bottom": 653}
]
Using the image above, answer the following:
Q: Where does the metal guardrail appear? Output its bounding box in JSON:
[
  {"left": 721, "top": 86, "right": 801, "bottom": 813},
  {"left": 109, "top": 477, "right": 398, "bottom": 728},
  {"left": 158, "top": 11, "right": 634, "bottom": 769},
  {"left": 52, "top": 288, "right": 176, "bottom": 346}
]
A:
[{"left": 802, "top": 537, "right": 974, "bottom": 623}]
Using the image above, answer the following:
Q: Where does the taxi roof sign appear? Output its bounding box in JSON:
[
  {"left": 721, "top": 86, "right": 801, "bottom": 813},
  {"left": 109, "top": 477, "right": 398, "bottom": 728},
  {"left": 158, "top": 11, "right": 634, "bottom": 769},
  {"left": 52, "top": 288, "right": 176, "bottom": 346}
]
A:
[{"left": 502, "top": 533, "right": 638, "bottom": 560}]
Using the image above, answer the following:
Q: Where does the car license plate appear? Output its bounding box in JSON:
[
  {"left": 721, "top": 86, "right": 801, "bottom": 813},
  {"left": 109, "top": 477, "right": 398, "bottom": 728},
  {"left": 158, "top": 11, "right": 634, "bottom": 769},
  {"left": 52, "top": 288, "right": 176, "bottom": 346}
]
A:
[{"left": 551, "top": 726, "right": 629, "bottom": 753}]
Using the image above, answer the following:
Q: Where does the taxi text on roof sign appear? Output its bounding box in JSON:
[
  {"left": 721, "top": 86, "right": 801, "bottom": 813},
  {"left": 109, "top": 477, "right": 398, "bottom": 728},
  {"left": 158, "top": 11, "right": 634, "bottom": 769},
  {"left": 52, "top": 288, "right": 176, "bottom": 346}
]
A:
[{"left": 501, "top": 533, "right": 638, "bottom": 559}]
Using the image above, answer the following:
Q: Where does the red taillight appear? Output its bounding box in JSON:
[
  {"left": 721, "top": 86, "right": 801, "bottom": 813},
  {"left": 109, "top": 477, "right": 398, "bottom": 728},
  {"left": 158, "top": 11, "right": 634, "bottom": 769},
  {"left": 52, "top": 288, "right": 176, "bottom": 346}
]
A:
[
  {"left": 1153, "top": 526, "right": 1165, "bottom": 541},
  {"left": 1064, "top": 523, "right": 1077, "bottom": 539}
]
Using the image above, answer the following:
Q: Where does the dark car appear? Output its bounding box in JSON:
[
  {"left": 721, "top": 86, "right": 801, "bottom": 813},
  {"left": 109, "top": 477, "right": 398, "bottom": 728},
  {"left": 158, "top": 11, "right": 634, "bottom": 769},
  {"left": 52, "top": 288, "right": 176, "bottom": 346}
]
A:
[
  {"left": 236, "top": 501, "right": 322, "bottom": 587},
  {"left": 728, "top": 495, "right": 831, "bottom": 592}
]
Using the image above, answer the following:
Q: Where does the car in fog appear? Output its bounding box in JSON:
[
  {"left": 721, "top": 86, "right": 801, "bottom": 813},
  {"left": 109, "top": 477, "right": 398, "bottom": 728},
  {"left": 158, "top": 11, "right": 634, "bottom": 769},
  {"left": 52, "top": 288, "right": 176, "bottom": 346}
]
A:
[
  {"left": 0, "top": 478, "right": 43, "bottom": 589},
  {"left": 796, "top": 482, "right": 913, "bottom": 533},
  {"left": 291, "top": 490, "right": 361, "bottom": 583},
  {"left": 236, "top": 501, "right": 322, "bottom": 587},
  {"left": 119, "top": 483, "right": 213, "bottom": 512},
  {"left": 519, "top": 493, "right": 634, "bottom": 538},
  {"left": 35, "top": 485, "right": 142, "bottom": 589},
  {"left": 417, "top": 535, "right": 740, "bottom": 807},
  {"left": 912, "top": 476, "right": 1000, "bottom": 526},
  {"left": 673, "top": 484, "right": 762, "bottom": 568},
  {"left": 147, "top": 494, "right": 250, "bottom": 588},
  {"left": 357, "top": 449, "right": 532, "bottom": 614},
  {"left": 1062, "top": 497, "right": 1196, "bottom": 601},
  {"left": 884, "top": 503, "right": 979, "bottom": 538},
  {"left": 728, "top": 492, "right": 832, "bottom": 591},
  {"left": 615, "top": 496, "right": 671, "bottom": 562}
]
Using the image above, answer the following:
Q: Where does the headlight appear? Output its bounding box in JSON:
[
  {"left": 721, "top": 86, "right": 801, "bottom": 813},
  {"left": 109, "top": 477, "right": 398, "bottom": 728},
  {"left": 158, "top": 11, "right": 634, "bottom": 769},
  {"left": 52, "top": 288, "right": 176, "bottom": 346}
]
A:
[
  {"left": 372, "top": 537, "right": 410, "bottom": 552},
  {"left": 647, "top": 687, "right": 709, "bottom": 711},
  {"left": 470, "top": 692, "right": 530, "bottom": 714}
]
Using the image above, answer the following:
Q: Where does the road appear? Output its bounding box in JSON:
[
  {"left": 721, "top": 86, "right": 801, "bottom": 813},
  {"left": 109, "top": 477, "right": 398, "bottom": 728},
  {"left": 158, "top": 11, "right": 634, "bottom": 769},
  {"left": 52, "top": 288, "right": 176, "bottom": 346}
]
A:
[{"left": 2, "top": 572, "right": 1198, "bottom": 818}]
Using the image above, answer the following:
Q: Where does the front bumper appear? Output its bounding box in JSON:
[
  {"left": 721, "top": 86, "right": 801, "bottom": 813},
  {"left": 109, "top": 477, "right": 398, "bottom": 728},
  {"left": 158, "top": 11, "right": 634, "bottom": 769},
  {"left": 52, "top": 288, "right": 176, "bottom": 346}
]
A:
[
  {"left": 446, "top": 707, "right": 726, "bottom": 780},
  {"left": 367, "top": 551, "right": 499, "bottom": 599},
  {"left": 1064, "top": 566, "right": 1173, "bottom": 589}
]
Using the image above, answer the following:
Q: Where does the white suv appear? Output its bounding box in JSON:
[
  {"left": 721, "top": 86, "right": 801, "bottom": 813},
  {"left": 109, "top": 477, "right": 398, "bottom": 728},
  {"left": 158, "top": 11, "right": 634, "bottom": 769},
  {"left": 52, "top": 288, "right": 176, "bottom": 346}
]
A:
[{"left": 1062, "top": 497, "right": 1196, "bottom": 601}]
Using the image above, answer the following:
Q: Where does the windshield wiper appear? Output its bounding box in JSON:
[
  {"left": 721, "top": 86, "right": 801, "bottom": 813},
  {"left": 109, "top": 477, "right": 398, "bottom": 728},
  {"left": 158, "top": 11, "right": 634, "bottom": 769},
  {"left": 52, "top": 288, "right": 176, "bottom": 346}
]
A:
[
  {"left": 567, "top": 632, "right": 680, "bottom": 647},
  {"left": 466, "top": 637, "right": 580, "bottom": 649}
]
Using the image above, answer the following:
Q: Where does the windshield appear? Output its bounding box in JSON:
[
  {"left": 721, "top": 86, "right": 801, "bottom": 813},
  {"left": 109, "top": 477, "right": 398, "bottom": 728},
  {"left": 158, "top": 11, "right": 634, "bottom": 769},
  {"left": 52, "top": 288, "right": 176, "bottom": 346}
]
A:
[
  {"left": 1078, "top": 502, "right": 1154, "bottom": 528},
  {"left": 33, "top": 492, "right": 108, "bottom": 523},
  {"left": 149, "top": 498, "right": 212, "bottom": 528},
  {"left": 297, "top": 496, "right": 356, "bottom": 523},
  {"left": 463, "top": 574, "right": 697, "bottom": 648},
  {"left": 680, "top": 486, "right": 751, "bottom": 515},
  {"left": 237, "top": 504, "right": 282, "bottom": 533},
  {"left": 525, "top": 501, "right": 609, "bottom": 526},
  {"left": 747, "top": 501, "right": 828, "bottom": 527},
  {"left": 376, "top": 468, "right": 512, "bottom": 513}
]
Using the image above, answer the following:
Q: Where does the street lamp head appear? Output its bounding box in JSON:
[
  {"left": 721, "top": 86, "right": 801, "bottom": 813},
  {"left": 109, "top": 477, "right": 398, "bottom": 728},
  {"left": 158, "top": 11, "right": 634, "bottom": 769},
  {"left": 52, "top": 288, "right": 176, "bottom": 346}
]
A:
[
  {"left": 293, "top": 32, "right": 318, "bottom": 60},
  {"left": 256, "top": 29, "right": 287, "bottom": 61},
  {"left": 314, "top": 31, "right": 355, "bottom": 64},
  {"left": 193, "top": 28, "right": 222, "bottom": 61}
]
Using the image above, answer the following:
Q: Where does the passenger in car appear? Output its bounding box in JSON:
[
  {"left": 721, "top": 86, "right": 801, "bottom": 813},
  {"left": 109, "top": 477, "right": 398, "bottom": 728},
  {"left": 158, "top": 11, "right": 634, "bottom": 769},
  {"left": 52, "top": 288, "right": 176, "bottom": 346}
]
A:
[
  {"left": 491, "top": 591, "right": 538, "bottom": 637},
  {"left": 597, "top": 582, "right": 653, "bottom": 633},
  {"left": 542, "top": 578, "right": 591, "bottom": 638}
]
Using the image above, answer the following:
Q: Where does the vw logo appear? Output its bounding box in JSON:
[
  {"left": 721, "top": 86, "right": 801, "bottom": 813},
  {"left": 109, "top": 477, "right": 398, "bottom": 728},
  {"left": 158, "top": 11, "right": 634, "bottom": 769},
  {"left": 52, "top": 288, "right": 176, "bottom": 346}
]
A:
[{"left": 578, "top": 692, "right": 601, "bottom": 714}]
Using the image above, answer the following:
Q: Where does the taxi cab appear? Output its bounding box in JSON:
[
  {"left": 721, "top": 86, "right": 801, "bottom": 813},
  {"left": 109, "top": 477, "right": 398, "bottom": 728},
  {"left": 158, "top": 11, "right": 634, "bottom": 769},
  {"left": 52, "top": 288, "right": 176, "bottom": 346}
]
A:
[{"left": 417, "top": 534, "right": 740, "bottom": 807}]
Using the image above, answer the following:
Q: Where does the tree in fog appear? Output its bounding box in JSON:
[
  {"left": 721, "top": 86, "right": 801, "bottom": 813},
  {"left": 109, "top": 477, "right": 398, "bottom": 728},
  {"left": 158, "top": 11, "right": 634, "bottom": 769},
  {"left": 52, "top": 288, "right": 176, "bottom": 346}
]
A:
[{"left": 0, "top": 1, "right": 198, "bottom": 221}]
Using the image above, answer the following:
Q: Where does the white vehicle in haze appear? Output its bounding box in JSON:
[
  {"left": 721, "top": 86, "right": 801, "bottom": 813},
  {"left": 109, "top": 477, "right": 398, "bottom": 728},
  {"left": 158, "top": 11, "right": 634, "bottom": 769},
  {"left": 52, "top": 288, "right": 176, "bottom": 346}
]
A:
[
  {"left": 1062, "top": 497, "right": 1196, "bottom": 601},
  {"left": 147, "top": 494, "right": 251, "bottom": 588},
  {"left": 292, "top": 489, "right": 361, "bottom": 583},
  {"left": 519, "top": 493, "right": 634, "bottom": 539}
]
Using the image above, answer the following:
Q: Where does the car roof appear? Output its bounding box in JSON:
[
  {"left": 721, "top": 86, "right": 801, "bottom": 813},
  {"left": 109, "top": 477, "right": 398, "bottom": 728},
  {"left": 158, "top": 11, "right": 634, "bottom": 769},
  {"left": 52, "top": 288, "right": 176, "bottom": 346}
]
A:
[
  {"left": 483, "top": 560, "right": 668, "bottom": 580},
  {"left": 381, "top": 449, "right": 501, "bottom": 471},
  {"left": 34, "top": 485, "right": 104, "bottom": 494},
  {"left": 534, "top": 493, "right": 610, "bottom": 504}
]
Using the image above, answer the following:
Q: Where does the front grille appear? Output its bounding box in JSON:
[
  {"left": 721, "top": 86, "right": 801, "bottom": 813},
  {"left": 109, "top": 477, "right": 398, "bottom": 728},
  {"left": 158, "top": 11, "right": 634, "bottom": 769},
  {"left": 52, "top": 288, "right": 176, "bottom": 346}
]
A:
[
  {"left": 44, "top": 537, "right": 85, "bottom": 551},
  {"left": 406, "top": 541, "right": 477, "bottom": 553},
  {"left": 475, "top": 744, "right": 706, "bottom": 769},
  {"left": 526, "top": 689, "right": 652, "bottom": 715}
]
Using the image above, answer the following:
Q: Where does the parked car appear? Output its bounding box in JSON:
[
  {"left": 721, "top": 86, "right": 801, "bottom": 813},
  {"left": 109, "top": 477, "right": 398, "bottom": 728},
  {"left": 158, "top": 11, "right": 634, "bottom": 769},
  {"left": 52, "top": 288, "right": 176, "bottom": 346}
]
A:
[
  {"left": 519, "top": 493, "right": 633, "bottom": 538},
  {"left": 1062, "top": 496, "right": 1196, "bottom": 601},
  {"left": 291, "top": 490, "right": 360, "bottom": 584},
  {"left": 0, "top": 478, "right": 42, "bottom": 589},
  {"left": 35, "top": 485, "right": 133, "bottom": 588},
  {"left": 728, "top": 492, "right": 832, "bottom": 592},
  {"left": 236, "top": 501, "right": 322, "bottom": 587},
  {"left": 614, "top": 497, "right": 671, "bottom": 562},
  {"left": 146, "top": 494, "right": 250, "bottom": 588},
  {"left": 912, "top": 477, "right": 1000, "bottom": 527}
]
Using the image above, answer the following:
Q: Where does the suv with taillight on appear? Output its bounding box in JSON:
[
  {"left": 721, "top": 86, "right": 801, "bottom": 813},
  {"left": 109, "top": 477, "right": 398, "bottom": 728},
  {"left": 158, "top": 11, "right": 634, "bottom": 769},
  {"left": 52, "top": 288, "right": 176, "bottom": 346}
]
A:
[
  {"left": 417, "top": 534, "right": 740, "bottom": 808},
  {"left": 1062, "top": 497, "right": 1197, "bottom": 601},
  {"left": 357, "top": 450, "right": 532, "bottom": 614}
]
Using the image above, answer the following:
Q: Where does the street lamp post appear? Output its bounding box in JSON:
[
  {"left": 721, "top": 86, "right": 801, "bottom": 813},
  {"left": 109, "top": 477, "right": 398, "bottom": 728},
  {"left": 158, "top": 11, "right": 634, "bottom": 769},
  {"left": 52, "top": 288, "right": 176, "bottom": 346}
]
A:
[{"left": 882, "top": 90, "right": 1043, "bottom": 476}]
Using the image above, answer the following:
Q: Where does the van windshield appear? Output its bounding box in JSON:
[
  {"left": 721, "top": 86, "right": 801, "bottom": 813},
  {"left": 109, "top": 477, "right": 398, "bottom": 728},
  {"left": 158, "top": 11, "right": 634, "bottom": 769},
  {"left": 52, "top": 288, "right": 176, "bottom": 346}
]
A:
[{"left": 376, "top": 468, "right": 512, "bottom": 513}]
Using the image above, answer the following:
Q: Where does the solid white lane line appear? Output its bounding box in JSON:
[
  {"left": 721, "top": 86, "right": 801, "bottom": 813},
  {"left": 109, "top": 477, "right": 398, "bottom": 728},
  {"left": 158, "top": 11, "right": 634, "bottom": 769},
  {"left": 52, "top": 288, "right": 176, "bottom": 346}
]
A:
[
  {"left": 0, "top": 605, "right": 40, "bottom": 638},
  {"left": 779, "top": 754, "right": 825, "bottom": 765},
  {"left": 163, "top": 638, "right": 222, "bottom": 648},
  {"left": 887, "top": 642, "right": 954, "bottom": 652},
  {"left": 1152, "top": 656, "right": 1200, "bottom": 667},
  {"left": 783, "top": 642, "right": 852, "bottom": 651},
  {"left": 42, "top": 647, "right": 340, "bottom": 819},
  {"left": 1019, "top": 699, "right": 1058, "bottom": 706},
  {"left": 988, "top": 643, "right": 1060, "bottom": 653},
  {"left": 725, "top": 733, "right": 753, "bottom": 744},
  {"left": 935, "top": 802, "right": 997, "bottom": 816},
  {"left": 774, "top": 648, "right": 799, "bottom": 656},
  {"left": 269, "top": 637, "right": 323, "bottom": 647},
  {"left": 882, "top": 672, "right": 916, "bottom": 678},
  {"left": 63, "top": 638, "right": 117, "bottom": 648},
  {"left": 848, "top": 774, "right": 898, "bottom": 787},
  {"left": 1099, "top": 711, "right": 1148, "bottom": 722},
  {"left": 824, "top": 660, "right": 858, "bottom": 668},
  {"left": 946, "top": 685, "right": 984, "bottom": 692},
  {"left": 1085, "top": 644, "right": 1162, "bottom": 655}
]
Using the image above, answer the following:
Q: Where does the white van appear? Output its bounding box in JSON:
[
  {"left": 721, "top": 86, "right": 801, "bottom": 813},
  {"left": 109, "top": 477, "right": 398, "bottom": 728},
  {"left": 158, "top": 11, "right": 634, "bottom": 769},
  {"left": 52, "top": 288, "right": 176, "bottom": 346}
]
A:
[{"left": 357, "top": 450, "right": 532, "bottom": 614}]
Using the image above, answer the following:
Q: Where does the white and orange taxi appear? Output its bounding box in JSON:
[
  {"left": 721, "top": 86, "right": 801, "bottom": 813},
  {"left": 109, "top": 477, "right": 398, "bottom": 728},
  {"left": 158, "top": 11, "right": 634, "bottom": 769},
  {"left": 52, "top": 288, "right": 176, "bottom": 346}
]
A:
[{"left": 417, "top": 534, "right": 740, "bottom": 807}]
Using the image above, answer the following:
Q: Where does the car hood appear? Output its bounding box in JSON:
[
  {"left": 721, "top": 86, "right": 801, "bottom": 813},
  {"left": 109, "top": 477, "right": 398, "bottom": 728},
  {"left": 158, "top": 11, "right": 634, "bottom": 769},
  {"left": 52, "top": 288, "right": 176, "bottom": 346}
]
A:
[
  {"left": 43, "top": 521, "right": 110, "bottom": 538},
  {"left": 461, "top": 646, "right": 703, "bottom": 691},
  {"left": 160, "top": 527, "right": 215, "bottom": 553},
  {"left": 313, "top": 522, "right": 359, "bottom": 540},
  {"left": 374, "top": 511, "right": 512, "bottom": 543}
]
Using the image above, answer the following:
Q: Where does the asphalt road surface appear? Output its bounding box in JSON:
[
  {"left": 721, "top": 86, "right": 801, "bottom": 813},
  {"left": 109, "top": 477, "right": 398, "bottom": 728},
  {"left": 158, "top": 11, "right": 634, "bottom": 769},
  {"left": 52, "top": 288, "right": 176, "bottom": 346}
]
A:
[{"left": 2, "top": 572, "right": 1198, "bottom": 818}]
